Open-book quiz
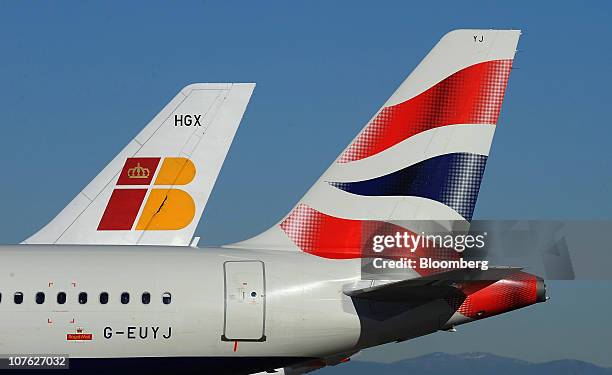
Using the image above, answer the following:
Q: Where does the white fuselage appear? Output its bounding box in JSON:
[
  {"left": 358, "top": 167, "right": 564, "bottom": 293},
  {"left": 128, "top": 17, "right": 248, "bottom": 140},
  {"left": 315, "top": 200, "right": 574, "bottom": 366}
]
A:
[
  {"left": 0, "top": 243, "right": 544, "bottom": 374},
  {"left": 0, "top": 245, "right": 365, "bottom": 372}
]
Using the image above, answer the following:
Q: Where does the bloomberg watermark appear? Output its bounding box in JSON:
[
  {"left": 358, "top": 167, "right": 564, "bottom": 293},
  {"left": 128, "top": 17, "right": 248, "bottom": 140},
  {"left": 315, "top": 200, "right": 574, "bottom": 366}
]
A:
[
  {"left": 367, "top": 231, "right": 490, "bottom": 274},
  {"left": 360, "top": 220, "right": 612, "bottom": 281}
]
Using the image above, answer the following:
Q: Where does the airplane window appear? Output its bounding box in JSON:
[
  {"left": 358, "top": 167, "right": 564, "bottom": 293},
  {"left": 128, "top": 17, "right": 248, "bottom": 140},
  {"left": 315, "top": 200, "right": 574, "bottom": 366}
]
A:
[
  {"left": 100, "top": 292, "right": 109, "bottom": 304},
  {"left": 36, "top": 292, "right": 45, "bottom": 304},
  {"left": 14, "top": 292, "right": 23, "bottom": 304},
  {"left": 78, "top": 292, "right": 88, "bottom": 304},
  {"left": 57, "top": 292, "right": 66, "bottom": 304},
  {"left": 121, "top": 292, "right": 130, "bottom": 304},
  {"left": 141, "top": 292, "right": 150, "bottom": 305},
  {"left": 162, "top": 292, "right": 171, "bottom": 305}
]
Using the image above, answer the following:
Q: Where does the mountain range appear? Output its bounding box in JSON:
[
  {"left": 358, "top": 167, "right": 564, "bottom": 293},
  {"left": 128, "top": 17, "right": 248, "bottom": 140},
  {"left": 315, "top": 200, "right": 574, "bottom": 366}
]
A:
[{"left": 316, "top": 352, "right": 612, "bottom": 375}]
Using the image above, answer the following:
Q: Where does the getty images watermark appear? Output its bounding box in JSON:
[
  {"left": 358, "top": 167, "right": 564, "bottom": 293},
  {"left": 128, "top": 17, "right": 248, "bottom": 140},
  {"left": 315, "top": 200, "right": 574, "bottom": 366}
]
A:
[{"left": 370, "top": 231, "right": 490, "bottom": 271}]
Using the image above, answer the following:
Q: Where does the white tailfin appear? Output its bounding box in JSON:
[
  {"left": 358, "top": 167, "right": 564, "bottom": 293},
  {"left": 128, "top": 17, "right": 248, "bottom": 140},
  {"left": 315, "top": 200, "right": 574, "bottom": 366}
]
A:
[
  {"left": 24, "top": 83, "right": 255, "bottom": 246},
  {"left": 227, "top": 30, "right": 520, "bottom": 258}
]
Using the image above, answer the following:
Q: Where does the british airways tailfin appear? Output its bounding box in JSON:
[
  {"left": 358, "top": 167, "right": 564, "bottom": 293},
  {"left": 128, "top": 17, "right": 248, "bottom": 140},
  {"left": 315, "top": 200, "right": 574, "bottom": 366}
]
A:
[
  {"left": 24, "top": 83, "right": 255, "bottom": 246},
  {"left": 227, "top": 29, "right": 520, "bottom": 257}
]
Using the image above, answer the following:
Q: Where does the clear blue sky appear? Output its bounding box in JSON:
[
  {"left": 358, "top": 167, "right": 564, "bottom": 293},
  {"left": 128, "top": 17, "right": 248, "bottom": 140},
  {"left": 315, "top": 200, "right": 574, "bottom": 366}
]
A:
[{"left": 0, "top": 0, "right": 611, "bottom": 367}]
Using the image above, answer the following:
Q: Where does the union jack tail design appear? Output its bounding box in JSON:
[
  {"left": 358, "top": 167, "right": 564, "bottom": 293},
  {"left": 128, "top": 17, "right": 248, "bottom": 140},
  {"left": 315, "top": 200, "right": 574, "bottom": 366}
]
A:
[{"left": 228, "top": 29, "right": 521, "bottom": 268}]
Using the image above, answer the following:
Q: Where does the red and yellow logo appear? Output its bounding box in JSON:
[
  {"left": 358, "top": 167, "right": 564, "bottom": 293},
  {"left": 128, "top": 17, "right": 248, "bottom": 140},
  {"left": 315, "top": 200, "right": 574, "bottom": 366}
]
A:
[
  {"left": 67, "top": 327, "right": 93, "bottom": 341},
  {"left": 97, "top": 157, "right": 196, "bottom": 231}
]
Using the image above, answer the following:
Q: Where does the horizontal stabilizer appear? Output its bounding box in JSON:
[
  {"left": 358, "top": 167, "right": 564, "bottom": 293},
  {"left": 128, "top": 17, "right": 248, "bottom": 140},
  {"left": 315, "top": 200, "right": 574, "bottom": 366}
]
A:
[{"left": 344, "top": 267, "right": 523, "bottom": 302}]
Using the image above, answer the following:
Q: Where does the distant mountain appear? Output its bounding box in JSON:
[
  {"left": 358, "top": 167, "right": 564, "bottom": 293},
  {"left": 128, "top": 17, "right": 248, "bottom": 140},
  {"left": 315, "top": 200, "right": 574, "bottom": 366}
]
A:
[{"left": 315, "top": 352, "right": 612, "bottom": 375}]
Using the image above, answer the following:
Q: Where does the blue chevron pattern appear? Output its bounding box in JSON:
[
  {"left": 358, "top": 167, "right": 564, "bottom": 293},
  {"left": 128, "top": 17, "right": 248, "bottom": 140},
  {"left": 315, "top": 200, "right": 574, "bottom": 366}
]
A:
[{"left": 328, "top": 153, "right": 488, "bottom": 221}]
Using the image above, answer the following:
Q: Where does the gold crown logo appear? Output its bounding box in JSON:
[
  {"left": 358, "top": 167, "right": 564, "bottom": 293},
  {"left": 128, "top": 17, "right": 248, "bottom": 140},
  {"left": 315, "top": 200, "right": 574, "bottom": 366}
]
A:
[
  {"left": 127, "top": 163, "right": 150, "bottom": 179},
  {"left": 76, "top": 327, "right": 83, "bottom": 333}
]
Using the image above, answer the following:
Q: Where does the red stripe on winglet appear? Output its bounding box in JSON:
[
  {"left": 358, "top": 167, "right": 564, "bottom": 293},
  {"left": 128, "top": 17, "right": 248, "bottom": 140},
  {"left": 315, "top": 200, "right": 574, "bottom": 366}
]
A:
[
  {"left": 97, "top": 189, "right": 147, "bottom": 230},
  {"left": 339, "top": 59, "right": 513, "bottom": 162},
  {"left": 445, "top": 272, "right": 538, "bottom": 319}
]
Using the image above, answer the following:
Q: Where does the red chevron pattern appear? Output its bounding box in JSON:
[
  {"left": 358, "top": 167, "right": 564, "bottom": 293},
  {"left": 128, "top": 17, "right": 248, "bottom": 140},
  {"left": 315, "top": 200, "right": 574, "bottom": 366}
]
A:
[
  {"left": 339, "top": 59, "right": 513, "bottom": 163},
  {"left": 279, "top": 204, "right": 460, "bottom": 275}
]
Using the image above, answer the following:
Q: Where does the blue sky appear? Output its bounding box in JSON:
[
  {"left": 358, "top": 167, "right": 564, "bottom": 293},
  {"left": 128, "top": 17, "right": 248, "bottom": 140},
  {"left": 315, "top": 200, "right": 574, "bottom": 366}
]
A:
[{"left": 0, "top": 0, "right": 611, "bottom": 367}]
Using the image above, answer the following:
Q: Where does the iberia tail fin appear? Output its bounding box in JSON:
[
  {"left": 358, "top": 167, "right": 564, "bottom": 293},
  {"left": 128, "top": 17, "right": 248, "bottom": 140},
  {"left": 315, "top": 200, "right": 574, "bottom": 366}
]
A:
[{"left": 24, "top": 83, "right": 255, "bottom": 246}]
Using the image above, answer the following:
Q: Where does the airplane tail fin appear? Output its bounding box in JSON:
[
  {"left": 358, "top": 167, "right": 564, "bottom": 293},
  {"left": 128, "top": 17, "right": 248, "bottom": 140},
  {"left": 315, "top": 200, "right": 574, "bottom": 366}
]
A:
[
  {"left": 227, "top": 29, "right": 520, "bottom": 257},
  {"left": 24, "top": 83, "right": 255, "bottom": 246}
]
